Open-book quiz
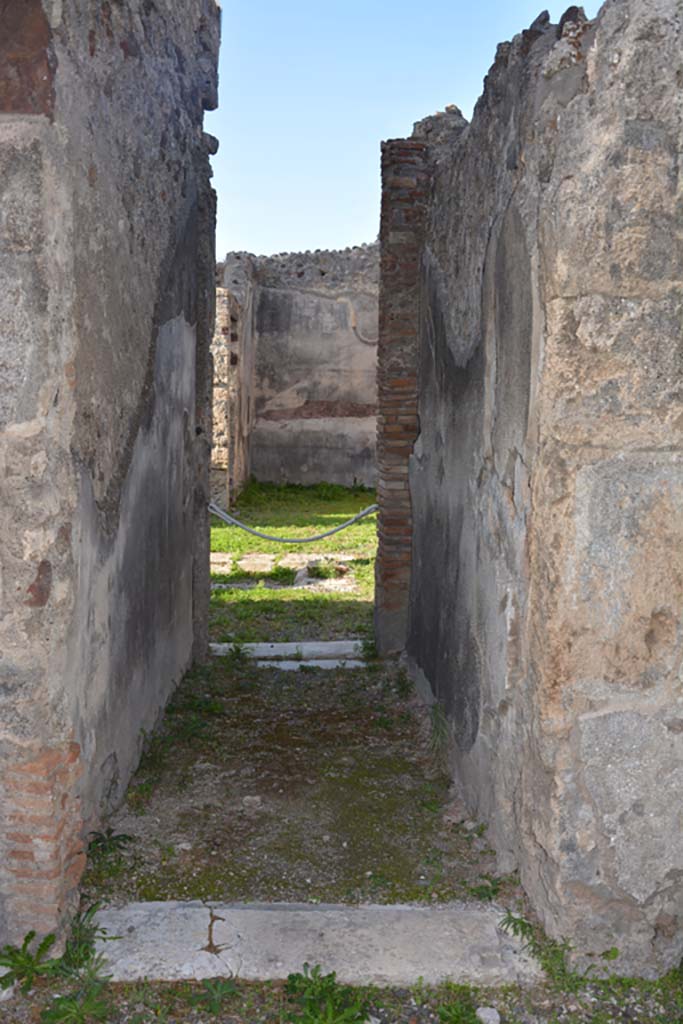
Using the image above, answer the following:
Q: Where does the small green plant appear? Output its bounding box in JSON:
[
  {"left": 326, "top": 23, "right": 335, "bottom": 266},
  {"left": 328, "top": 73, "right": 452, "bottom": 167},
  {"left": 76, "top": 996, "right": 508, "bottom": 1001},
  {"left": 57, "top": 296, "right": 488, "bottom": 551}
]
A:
[
  {"left": 88, "top": 828, "right": 134, "bottom": 857},
  {"left": 59, "top": 952, "right": 111, "bottom": 990},
  {"left": 127, "top": 980, "right": 174, "bottom": 1018},
  {"left": 127, "top": 778, "right": 155, "bottom": 812},
  {"left": 410, "top": 975, "right": 428, "bottom": 1007},
  {"left": 394, "top": 669, "right": 412, "bottom": 699},
  {"left": 438, "top": 988, "right": 479, "bottom": 1024},
  {"left": 500, "top": 911, "right": 581, "bottom": 991},
  {"left": 500, "top": 910, "right": 535, "bottom": 946},
  {"left": 429, "top": 701, "right": 450, "bottom": 771},
  {"left": 225, "top": 641, "right": 250, "bottom": 666},
  {"left": 466, "top": 874, "right": 502, "bottom": 902},
  {"left": 0, "top": 930, "right": 57, "bottom": 992},
  {"left": 40, "top": 981, "right": 110, "bottom": 1023},
  {"left": 285, "top": 963, "right": 369, "bottom": 1023},
  {"left": 361, "top": 636, "right": 378, "bottom": 661},
  {"left": 84, "top": 830, "right": 133, "bottom": 887},
  {"left": 438, "top": 1005, "right": 478, "bottom": 1023},
  {"left": 58, "top": 904, "right": 111, "bottom": 975},
  {"left": 308, "top": 561, "right": 338, "bottom": 580},
  {"left": 190, "top": 977, "right": 238, "bottom": 1012}
]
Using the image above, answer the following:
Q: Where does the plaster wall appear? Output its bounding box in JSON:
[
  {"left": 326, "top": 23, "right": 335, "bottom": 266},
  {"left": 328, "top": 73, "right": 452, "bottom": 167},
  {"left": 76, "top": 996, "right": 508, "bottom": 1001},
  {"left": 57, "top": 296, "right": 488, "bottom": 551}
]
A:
[
  {"left": 0, "top": 0, "right": 219, "bottom": 945},
  {"left": 391, "top": 0, "right": 683, "bottom": 976}
]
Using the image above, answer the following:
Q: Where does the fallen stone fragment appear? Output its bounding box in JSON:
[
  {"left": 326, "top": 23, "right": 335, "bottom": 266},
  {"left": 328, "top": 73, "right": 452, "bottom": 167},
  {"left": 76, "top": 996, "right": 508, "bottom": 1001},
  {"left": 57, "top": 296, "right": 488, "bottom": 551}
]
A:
[
  {"left": 242, "top": 795, "right": 263, "bottom": 810},
  {"left": 476, "top": 1008, "right": 501, "bottom": 1024}
]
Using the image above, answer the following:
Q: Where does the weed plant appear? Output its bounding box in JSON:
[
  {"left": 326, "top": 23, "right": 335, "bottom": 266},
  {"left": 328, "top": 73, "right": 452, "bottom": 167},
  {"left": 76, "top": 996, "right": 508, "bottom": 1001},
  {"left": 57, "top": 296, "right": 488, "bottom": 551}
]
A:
[{"left": 285, "top": 963, "right": 370, "bottom": 1023}]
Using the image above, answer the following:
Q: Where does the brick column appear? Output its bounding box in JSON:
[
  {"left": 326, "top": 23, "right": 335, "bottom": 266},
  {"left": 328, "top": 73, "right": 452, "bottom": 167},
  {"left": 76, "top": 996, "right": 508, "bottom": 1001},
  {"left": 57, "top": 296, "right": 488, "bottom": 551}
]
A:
[
  {"left": 374, "top": 140, "right": 429, "bottom": 655},
  {"left": 1, "top": 743, "right": 85, "bottom": 946}
]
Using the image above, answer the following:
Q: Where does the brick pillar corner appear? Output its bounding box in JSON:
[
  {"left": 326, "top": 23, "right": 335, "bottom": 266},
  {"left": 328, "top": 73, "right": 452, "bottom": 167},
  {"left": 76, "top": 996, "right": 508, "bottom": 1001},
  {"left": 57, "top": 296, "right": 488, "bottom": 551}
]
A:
[
  {"left": 1, "top": 742, "right": 86, "bottom": 949},
  {"left": 374, "top": 139, "right": 430, "bottom": 656}
]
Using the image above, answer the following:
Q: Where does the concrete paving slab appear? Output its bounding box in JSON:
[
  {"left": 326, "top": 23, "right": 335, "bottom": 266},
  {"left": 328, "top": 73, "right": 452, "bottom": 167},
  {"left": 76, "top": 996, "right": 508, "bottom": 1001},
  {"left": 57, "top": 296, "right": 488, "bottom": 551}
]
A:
[
  {"left": 279, "top": 553, "right": 357, "bottom": 568},
  {"left": 95, "top": 901, "right": 541, "bottom": 986},
  {"left": 210, "top": 553, "right": 233, "bottom": 571},
  {"left": 236, "top": 554, "right": 276, "bottom": 573},
  {"left": 211, "top": 640, "right": 364, "bottom": 659}
]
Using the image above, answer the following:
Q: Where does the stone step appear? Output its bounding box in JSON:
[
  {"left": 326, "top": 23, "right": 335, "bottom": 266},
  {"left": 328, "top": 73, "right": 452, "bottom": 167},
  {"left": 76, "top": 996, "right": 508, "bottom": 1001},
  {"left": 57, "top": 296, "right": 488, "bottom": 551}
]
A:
[
  {"left": 211, "top": 640, "right": 364, "bottom": 660},
  {"left": 94, "top": 901, "right": 540, "bottom": 987},
  {"left": 255, "top": 659, "right": 366, "bottom": 671}
]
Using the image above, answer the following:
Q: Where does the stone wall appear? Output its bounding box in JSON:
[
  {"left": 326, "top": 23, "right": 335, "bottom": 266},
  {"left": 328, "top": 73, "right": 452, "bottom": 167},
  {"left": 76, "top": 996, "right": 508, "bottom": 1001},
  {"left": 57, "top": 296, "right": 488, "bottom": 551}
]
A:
[
  {"left": 211, "top": 245, "right": 379, "bottom": 496},
  {"left": 377, "top": 0, "right": 683, "bottom": 976},
  {"left": 211, "top": 255, "right": 257, "bottom": 503},
  {"left": 0, "top": 0, "right": 219, "bottom": 946}
]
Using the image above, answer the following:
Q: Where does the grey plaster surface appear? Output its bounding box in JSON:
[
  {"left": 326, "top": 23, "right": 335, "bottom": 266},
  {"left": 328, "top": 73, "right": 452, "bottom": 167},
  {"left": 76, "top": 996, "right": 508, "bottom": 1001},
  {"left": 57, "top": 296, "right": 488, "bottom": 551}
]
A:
[{"left": 95, "top": 901, "right": 541, "bottom": 986}]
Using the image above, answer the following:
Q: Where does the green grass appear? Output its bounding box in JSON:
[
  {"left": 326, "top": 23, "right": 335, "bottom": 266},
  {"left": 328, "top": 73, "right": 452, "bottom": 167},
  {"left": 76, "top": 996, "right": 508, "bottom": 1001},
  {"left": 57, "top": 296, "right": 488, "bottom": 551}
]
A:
[
  {"left": 209, "top": 483, "right": 377, "bottom": 644},
  {"left": 212, "top": 565, "right": 298, "bottom": 586},
  {"left": 210, "top": 586, "right": 374, "bottom": 642},
  {"left": 211, "top": 481, "right": 378, "bottom": 557}
]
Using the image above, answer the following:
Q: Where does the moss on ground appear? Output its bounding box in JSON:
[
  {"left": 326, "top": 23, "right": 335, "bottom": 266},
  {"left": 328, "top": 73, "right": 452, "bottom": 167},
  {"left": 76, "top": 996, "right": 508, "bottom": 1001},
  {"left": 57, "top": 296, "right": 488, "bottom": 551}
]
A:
[
  {"left": 6, "top": 965, "right": 683, "bottom": 1024},
  {"left": 81, "top": 658, "right": 511, "bottom": 907}
]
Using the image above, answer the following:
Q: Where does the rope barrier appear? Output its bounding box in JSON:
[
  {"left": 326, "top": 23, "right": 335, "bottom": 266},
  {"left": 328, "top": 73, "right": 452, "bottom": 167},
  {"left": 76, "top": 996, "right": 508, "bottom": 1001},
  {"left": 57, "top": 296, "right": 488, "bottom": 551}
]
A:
[{"left": 208, "top": 500, "right": 378, "bottom": 544}]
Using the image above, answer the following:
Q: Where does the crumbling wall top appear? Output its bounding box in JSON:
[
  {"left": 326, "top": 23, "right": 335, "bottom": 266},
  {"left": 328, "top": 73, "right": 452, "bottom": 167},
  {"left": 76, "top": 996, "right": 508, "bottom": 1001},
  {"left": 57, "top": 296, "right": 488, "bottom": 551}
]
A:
[
  {"left": 412, "top": 104, "right": 468, "bottom": 147},
  {"left": 220, "top": 243, "right": 379, "bottom": 295}
]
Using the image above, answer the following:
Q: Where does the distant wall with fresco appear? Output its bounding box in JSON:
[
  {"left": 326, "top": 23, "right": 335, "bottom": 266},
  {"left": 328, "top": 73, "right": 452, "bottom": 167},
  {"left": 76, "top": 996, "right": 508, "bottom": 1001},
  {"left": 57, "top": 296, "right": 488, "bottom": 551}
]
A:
[{"left": 212, "top": 244, "right": 378, "bottom": 502}]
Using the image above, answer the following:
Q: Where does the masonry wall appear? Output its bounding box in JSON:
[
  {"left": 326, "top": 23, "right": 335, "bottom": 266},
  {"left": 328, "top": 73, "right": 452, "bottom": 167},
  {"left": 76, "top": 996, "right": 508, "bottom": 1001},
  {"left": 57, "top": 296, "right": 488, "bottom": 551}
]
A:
[
  {"left": 211, "top": 255, "right": 257, "bottom": 504},
  {"left": 0, "top": 0, "right": 219, "bottom": 946},
  {"left": 211, "top": 245, "right": 379, "bottom": 494},
  {"left": 378, "top": 1, "right": 683, "bottom": 976},
  {"left": 374, "top": 141, "right": 429, "bottom": 655}
]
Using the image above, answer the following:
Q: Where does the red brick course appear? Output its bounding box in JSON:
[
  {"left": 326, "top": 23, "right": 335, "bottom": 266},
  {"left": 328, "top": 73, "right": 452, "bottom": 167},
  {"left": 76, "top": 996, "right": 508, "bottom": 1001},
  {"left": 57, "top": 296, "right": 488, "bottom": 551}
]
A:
[
  {"left": 1, "top": 742, "right": 85, "bottom": 945},
  {"left": 0, "top": 0, "right": 55, "bottom": 118},
  {"left": 374, "top": 139, "right": 430, "bottom": 654}
]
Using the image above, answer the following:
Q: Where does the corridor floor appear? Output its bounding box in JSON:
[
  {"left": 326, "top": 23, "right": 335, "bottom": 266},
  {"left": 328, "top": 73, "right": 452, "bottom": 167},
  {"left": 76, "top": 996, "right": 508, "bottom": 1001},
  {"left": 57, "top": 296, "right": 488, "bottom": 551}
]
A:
[{"left": 81, "top": 656, "right": 513, "bottom": 909}]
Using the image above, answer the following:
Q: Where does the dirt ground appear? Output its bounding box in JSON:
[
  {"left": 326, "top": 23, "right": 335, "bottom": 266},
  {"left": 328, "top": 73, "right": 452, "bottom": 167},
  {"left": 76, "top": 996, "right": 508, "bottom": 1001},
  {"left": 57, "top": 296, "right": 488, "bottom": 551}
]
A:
[{"left": 81, "top": 657, "right": 513, "bottom": 908}]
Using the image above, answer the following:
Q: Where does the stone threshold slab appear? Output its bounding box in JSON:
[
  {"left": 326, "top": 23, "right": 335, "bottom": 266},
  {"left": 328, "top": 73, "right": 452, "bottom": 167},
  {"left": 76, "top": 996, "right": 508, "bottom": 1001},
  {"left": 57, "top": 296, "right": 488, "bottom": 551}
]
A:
[
  {"left": 255, "top": 659, "right": 365, "bottom": 671},
  {"left": 211, "top": 640, "right": 363, "bottom": 660},
  {"left": 95, "top": 901, "right": 541, "bottom": 986}
]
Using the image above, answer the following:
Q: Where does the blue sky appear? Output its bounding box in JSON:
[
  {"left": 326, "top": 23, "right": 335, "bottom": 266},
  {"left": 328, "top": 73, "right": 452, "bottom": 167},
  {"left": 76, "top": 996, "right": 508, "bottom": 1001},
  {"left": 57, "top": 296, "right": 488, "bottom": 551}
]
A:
[{"left": 206, "top": 1, "right": 601, "bottom": 258}]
